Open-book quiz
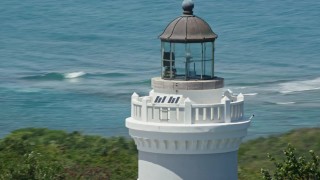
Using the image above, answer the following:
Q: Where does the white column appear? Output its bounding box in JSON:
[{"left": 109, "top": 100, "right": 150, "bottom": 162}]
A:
[
  {"left": 139, "top": 151, "right": 238, "bottom": 180},
  {"left": 184, "top": 98, "right": 192, "bottom": 124},
  {"left": 141, "top": 96, "right": 149, "bottom": 122},
  {"left": 131, "top": 92, "right": 139, "bottom": 117},
  {"left": 237, "top": 93, "right": 244, "bottom": 101},
  {"left": 237, "top": 93, "right": 244, "bottom": 118},
  {"left": 222, "top": 96, "right": 231, "bottom": 123}
]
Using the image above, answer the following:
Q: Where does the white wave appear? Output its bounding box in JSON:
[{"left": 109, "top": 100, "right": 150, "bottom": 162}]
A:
[
  {"left": 279, "top": 77, "right": 320, "bottom": 94},
  {"left": 243, "top": 93, "right": 258, "bottom": 96},
  {"left": 64, "top": 71, "right": 86, "bottom": 79},
  {"left": 16, "top": 88, "right": 41, "bottom": 93},
  {"left": 233, "top": 86, "right": 247, "bottom": 90},
  {"left": 276, "top": 102, "right": 295, "bottom": 105}
]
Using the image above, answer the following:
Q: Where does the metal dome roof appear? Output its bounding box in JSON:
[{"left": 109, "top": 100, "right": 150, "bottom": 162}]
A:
[{"left": 159, "top": 1, "right": 217, "bottom": 43}]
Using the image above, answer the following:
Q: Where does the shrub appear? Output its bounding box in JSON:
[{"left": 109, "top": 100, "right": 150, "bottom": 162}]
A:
[{"left": 261, "top": 144, "right": 320, "bottom": 180}]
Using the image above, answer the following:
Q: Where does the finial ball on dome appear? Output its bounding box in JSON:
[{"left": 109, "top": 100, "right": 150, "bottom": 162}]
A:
[{"left": 182, "top": 0, "right": 194, "bottom": 14}]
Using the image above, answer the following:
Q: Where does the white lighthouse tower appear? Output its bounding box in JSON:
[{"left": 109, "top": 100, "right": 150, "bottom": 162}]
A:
[{"left": 126, "top": 1, "right": 251, "bottom": 180}]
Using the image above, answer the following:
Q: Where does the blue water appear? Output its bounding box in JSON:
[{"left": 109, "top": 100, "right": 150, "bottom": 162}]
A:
[{"left": 1, "top": 0, "right": 320, "bottom": 139}]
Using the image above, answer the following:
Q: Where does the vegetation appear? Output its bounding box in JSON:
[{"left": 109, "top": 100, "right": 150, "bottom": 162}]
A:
[
  {"left": 0, "top": 128, "right": 137, "bottom": 180},
  {"left": 261, "top": 145, "right": 319, "bottom": 180},
  {"left": 238, "top": 128, "right": 320, "bottom": 180},
  {"left": 0, "top": 128, "right": 319, "bottom": 180}
]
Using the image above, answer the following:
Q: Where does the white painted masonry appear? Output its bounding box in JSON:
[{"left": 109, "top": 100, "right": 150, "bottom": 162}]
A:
[{"left": 126, "top": 86, "right": 250, "bottom": 180}]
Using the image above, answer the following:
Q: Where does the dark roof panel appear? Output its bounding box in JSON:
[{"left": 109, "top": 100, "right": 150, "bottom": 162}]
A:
[{"left": 159, "top": 15, "right": 218, "bottom": 43}]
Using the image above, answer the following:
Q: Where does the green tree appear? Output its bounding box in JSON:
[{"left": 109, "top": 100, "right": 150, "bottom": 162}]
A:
[
  {"left": 261, "top": 144, "right": 320, "bottom": 180},
  {"left": 0, "top": 151, "right": 64, "bottom": 180}
]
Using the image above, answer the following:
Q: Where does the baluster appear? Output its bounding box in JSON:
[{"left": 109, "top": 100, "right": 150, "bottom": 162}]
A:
[
  {"left": 195, "top": 108, "right": 199, "bottom": 121},
  {"left": 235, "top": 104, "right": 238, "bottom": 120},
  {"left": 230, "top": 105, "right": 233, "bottom": 120},
  {"left": 152, "top": 106, "right": 154, "bottom": 120},
  {"left": 242, "top": 102, "right": 244, "bottom": 118},
  {"left": 238, "top": 103, "right": 240, "bottom": 118},
  {"left": 176, "top": 107, "right": 179, "bottom": 121},
  {"left": 210, "top": 107, "right": 214, "bottom": 120}
]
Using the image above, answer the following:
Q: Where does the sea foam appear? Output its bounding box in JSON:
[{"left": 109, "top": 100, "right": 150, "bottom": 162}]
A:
[
  {"left": 243, "top": 93, "right": 258, "bottom": 96},
  {"left": 64, "top": 71, "right": 86, "bottom": 79},
  {"left": 275, "top": 102, "right": 296, "bottom": 105},
  {"left": 278, "top": 77, "right": 320, "bottom": 94}
]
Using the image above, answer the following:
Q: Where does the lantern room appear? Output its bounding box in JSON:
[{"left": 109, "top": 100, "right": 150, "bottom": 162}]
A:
[{"left": 159, "top": 0, "right": 218, "bottom": 80}]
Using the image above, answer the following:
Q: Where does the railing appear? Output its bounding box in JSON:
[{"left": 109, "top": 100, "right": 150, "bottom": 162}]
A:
[
  {"left": 191, "top": 104, "right": 225, "bottom": 123},
  {"left": 131, "top": 92, "right": 244, "bottom": 124}
]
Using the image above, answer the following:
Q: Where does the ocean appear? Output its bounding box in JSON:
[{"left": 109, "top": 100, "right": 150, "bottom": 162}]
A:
[{"left": 1, "top": 0, "right": 319, "bottom": 139}]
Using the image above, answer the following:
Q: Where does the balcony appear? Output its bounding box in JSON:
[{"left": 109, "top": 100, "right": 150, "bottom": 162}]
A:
[{"left": 131, "top": 91, "right": 244, "bottom": 124}]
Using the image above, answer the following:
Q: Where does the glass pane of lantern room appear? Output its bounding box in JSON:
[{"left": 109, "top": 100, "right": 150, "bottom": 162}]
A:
[
  {"left": 174, "top": 43, "right": 187, "bottom": 80},
  {"left": 187, "top": 43, "right": 202, "bottom": 80},
  {"left": 204, "top": 42, "right": 214, "bottom": 79},
  {"left": 161, "top": 42, "right": 174, "bottom": 79}
]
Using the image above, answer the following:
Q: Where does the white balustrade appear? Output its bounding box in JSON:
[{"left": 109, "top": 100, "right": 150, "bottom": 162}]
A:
[
  {"left": 131, "top": 93, "right": 244, "bottom": 124},
  {"left": 191, "top": 104, "right": 224, "bottom": 123}
]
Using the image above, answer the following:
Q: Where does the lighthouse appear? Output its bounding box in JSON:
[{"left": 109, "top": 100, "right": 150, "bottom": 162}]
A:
[{"left": 126, "top": 1, "right": 251, "bottom": 180}]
